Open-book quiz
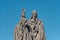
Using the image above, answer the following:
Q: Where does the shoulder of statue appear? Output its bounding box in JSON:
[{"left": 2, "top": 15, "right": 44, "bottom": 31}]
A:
[
  {"left": 37, "top": 19, "right": 43, "bottom": 25},
  {"left": 14, "top": 23, "right": 20, "bottom": 32},
  {"left": 28, "top": 19, "right": 31, "bottom": 23},
  {"left": 20, "top": 18, "right": 27, "bottom": 24}
]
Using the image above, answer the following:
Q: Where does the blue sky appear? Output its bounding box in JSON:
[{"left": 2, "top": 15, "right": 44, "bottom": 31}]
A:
[{"left": 0, "top": 0, "right": 60, "bottom": 40}]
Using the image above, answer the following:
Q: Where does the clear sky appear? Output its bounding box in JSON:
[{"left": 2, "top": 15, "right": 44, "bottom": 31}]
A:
[{"left": 0, "top": 0, "right": 60, "bottom": 40}]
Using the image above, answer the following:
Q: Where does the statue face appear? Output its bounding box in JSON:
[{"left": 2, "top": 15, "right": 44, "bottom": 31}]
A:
[
  {"left": 33, "top": 13, "right": 36, "bottom": 17},
  {"left": 32, "top": 10, "right": 37, "bottom": 19},
  {"left": 32, "top": 13, "right": 37, "bottom": 20}
]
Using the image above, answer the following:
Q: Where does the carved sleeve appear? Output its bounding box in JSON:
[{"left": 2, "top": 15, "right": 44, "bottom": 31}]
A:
[
  {"left": 39, "top": 21, "right": 46, "bottom": 40},
  {"left": 14, "top": 27, "right": 18, "bottom": 40}
]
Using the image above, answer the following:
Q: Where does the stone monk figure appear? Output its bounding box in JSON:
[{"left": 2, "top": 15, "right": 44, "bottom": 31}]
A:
[{"left": 14, "top": 9, "right": 46, "bottom": 40}]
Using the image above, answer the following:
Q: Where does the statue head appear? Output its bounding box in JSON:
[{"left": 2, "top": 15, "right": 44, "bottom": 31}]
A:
[
  {"left": 20, "top": 8, "right": 26, "bottom": 25},
  {"left": 21, "top": 8, "right": 25, "bottom": 18},
  {"left": 31, "top": 10, "right": 37, "bottom": 20}
]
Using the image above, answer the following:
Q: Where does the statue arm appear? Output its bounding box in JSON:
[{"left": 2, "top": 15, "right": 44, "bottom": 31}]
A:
[
  {"left": 39, "top": 21, "right": 46, "bottom": 40},
  {"left": 14, "top": 26, "right": 18, "bottom": 40},
  {"left": 14, "top": 24, "right": 22, "bottom": 40}
]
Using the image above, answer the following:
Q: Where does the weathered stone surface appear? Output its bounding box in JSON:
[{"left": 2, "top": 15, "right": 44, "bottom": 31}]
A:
[{"left": 14, "top": 9, "right": 46, "bottom": 40}]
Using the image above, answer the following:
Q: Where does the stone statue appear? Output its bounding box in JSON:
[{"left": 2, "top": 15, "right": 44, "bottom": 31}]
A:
[{"left": 14, "top": 9, "right": 46, "bottom": 40}]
